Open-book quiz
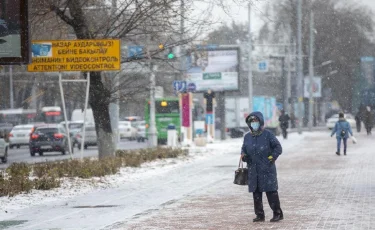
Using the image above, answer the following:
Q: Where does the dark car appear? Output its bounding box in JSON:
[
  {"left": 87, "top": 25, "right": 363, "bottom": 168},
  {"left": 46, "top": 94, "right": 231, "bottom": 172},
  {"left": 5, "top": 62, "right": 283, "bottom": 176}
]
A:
[
  {"left": 0, "top": 19, "right": 9, "bottom": 37},
  {"left": 29, "top": 124, "right": 73, "bottom": 156}
]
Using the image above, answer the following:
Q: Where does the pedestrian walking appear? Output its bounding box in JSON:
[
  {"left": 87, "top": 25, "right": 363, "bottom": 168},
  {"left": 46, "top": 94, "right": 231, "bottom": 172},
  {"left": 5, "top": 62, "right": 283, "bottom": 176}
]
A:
[
  {"left": 355, "top": 113, "right": 361, "bottom": 133},
  {"left": 290, "top": 112, "right": 296, "bottom": 128},
  {"left": 241, "top": 111, "right": 283, "bottom": 222},
  {"left": 331, "top": 112, "right": 353, "bottom": 156},
  {"left": 363, "top": 106, "right": 374, "bottom": 135},
  {"left": 278, "top": 110, "right": 290, "bottom": 139}
]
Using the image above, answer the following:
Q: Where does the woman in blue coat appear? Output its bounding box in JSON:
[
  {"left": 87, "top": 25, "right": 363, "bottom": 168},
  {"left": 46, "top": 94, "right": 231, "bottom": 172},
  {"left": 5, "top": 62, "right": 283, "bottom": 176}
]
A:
[
  {"left": 331, "top": 112, "right": 353, "bottom": 155},
  {"left": 241, "top": 111, "right": 283, "bottom": 222}
]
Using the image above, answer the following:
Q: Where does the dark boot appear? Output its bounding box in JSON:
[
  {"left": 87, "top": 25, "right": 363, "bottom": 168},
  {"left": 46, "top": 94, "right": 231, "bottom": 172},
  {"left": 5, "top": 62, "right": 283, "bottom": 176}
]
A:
[
  {"left": 336, "top": 152, "right": 340, "bottom": 156},
  {"left": 344, "top": 151, "right": 347, "bottom": 156},
  {"left": 270, "top": 212, "right": 284, "bottom": 222},
  {"left": 253, "top": 215, "right": 265, "bottom": 222}
]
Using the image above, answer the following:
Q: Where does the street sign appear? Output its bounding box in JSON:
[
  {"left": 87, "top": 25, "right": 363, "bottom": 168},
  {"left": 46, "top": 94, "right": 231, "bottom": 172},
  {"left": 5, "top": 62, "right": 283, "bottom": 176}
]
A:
[
  {"left": 304, "top": 76, "right": 322, "bottom": 98},
  {"left": 173, "top": 80, "right": 187, "bottom": 93},
  {"left": 187, "top": 83, "right": 196, "bottom": 92},
  {"left": 257, "top": 60, "right": 268, "bottom": 72},
  {"left": 128, "top": 45, "right": 144, "bottom": 59},
  {"left": 361, "top": 56, "right": 374, "bottom": 62},
  {"left": 27, "top": 39, "right": 121, "bottom": 72},
  {"left": 196, "top": 44, "right": 218, "bottom": 50}
]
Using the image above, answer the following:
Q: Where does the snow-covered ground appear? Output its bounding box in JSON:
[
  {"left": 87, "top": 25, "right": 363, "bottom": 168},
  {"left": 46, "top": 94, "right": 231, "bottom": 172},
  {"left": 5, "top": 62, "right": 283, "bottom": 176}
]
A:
[
  {"left": 0, "top": 131, "right": 312, "bottom": 229},
  {"left": 0, "top": 138, "right": 241, "bottom": 215}
]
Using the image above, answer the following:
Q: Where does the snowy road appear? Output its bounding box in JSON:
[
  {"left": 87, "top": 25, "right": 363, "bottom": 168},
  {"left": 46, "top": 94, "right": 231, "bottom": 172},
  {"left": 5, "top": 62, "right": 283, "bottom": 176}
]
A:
[
  {"left": 0, "top": 140, "right": 148, "bottom": 169},
  {"left": 1, "top": 130, "right": 370, "bottom": 229}
]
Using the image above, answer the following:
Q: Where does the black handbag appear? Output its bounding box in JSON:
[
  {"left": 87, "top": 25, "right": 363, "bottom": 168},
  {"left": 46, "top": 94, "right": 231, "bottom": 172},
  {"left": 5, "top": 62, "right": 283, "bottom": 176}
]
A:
[{"left": 234, "top": 156, "right": 248, "bottom": 185}]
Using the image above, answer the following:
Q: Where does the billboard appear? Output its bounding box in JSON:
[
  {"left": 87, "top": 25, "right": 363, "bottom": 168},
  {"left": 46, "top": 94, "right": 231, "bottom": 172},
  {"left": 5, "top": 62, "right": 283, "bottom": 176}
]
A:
[
  {"left": 27, "top": 40, "right": 121, "bottom": 72},
  {"left": 0, "top": 0, "right": 30, "bottom": 64},
  {"left": 185, "top": 48, "right": 239, "bottom": 92},
  {"left": 360, "top": 56, "right": 375, "bottom": 87},
  {"left": 304, "top": 77, "right": 322, "bottom": 98}
]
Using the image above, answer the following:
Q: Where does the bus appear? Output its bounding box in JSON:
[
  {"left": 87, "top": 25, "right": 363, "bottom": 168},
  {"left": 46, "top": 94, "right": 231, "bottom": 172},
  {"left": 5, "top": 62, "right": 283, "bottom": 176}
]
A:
[
  {"left": 0, "top": 109, "right": 37, "bottom": 126},
  {"left": 145, "top": 98, "right": 180, "bottom": 144},
  {"left": 38, "top": 106, "right": 63, "bottom": 124}
]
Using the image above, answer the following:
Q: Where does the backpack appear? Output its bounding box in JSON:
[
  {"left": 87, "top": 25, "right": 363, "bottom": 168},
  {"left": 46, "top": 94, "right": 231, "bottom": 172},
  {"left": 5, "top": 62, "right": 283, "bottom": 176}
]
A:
[{"left": 338, "top": 122, "right": 347, "bottom": 138}]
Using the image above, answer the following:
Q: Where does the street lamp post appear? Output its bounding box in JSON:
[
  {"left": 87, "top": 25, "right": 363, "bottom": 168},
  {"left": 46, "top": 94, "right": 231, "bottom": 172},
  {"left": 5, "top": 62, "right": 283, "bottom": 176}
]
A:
[
  {"left": 297, "top": 0, "right": 303, "bottom": 134},
  {"left": 308, "top": 11, "right": 314, "bottom": 131},
  {"left": 248, "top": 2, "right": 253, "bottom": 113}
]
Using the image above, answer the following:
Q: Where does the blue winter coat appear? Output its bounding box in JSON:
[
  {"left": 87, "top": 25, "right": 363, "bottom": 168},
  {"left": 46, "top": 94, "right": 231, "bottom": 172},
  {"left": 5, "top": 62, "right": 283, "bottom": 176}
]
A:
[
  {"left": 331, "top": 119, "right": 353, "bottom": 139},
  {"left": 241, "top": 111, "right": 283, "bottom": 193}
]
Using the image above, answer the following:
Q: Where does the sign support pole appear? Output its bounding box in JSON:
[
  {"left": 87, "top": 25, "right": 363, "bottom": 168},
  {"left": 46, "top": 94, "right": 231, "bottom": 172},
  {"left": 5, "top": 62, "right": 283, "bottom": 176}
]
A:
[
  {"left": 149, "top": 62, "right": 157, "bottom": 147},
  {"left": 308, "top": 11, "right": 315, "bottom": 131},
  {"left": 58, "top": 72, "right": 73, "bottom": 159},
  {"left": 248, "top": 2, "right": 253, "bottom": 114},
  {"left": 81, "top": 72, "right": 90, "bottom": 160}
]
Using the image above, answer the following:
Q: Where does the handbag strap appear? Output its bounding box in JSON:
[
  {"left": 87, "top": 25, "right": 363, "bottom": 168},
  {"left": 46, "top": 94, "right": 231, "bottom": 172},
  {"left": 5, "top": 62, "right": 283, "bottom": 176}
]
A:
[{"left": 238, "top": 155, "right": 244, "bottom": 168}]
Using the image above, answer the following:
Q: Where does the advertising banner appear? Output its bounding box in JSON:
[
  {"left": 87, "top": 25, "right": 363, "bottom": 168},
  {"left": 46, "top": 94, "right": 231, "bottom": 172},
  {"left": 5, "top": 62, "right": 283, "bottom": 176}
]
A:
[
  {"left": 304, "top": 77, "right": 322, "bottom": 98},
  {"left": 185, "top": 48, "right": 239, "bottom": 92}
]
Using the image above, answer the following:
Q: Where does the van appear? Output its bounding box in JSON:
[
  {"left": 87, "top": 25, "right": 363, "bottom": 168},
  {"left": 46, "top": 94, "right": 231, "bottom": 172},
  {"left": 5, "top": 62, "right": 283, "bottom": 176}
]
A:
[{"left": 71, "top": 109, "right": 94, "bottom": 123}]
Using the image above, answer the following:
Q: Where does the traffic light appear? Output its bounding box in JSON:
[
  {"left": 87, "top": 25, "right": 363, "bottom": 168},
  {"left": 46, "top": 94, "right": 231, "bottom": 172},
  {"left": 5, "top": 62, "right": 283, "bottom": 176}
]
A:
[{"left": 167, "top": 48, "right": 175, "bottom": 60}]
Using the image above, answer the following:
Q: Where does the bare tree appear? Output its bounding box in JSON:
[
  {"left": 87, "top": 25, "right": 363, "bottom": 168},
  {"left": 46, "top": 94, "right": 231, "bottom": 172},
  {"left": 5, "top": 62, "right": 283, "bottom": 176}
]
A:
[
  {"left": 259, "top": 0, "right": 375, "bottom": 112},
  {"left": 30, "top": 0, "right": 221, "bottom": 158}
]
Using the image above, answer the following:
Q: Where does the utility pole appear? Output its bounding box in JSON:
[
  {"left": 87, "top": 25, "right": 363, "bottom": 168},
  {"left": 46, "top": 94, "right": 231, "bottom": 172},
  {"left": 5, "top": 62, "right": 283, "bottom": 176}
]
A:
[
  {"left": 110, "top": 0, "right": 119, "bottom": 148},
  {"left": 248, "top": 2, "right": 253, "bottom": 113},
  {"left": 308, "top": 11, "right": 314, "bottom": 131},
  {"left": 9, "top": 66, "right": 13, "bottom": 109},
  {"left": 148, "top": 61, "right": 157, "bottom": 147},
  {"left": 287, "top": 25, "right": 292, "bottom": 119},
  {"left": 297, "top": 0, "right": 303, "bottom": 134}
]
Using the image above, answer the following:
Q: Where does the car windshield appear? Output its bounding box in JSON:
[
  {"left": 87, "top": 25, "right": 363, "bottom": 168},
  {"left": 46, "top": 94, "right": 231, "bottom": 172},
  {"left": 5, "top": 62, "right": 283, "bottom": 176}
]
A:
[
  {"left": 13, "top": 127, "right": 32, "bottom": 131},
  {"left": 70, "top": 123, "right": 83, "bottom": 129},
  {"left": 119, "top": 122, "right": 130, "bottom": 126}
]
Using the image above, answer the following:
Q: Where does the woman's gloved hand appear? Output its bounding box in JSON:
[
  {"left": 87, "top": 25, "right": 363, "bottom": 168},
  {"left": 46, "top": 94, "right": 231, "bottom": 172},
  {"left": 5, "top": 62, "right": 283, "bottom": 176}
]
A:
[
  {"left": 241, "top": 154, "right": 249, "bottom": 162},
  {"left": 268, "top": 155, "right": 275, "bottom": 163}
]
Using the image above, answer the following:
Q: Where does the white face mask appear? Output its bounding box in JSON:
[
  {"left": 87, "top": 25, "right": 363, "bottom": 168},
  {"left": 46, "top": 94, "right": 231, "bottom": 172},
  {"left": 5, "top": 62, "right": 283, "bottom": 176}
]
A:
[{"left": 250, "top": 122, "right": 260, "bottom": 131}]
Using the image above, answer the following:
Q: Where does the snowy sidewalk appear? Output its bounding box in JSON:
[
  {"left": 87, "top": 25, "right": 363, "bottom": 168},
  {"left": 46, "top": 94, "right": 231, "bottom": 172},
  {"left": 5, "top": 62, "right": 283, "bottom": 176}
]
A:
[{"left": 121, "top": 131, "right": 375, "bottom": 230}]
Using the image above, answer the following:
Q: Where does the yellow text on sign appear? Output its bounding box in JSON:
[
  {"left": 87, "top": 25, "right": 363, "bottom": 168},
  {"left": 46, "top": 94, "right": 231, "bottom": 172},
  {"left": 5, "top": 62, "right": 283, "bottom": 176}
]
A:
[{"left": 27, "top": 40, "right": 121, "bottom": 72}]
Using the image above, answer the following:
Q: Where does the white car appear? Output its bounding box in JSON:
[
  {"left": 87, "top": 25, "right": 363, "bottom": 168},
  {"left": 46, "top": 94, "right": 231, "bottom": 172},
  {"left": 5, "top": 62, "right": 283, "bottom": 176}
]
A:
[
  {"left": 118, "top": 121, "right": 137, "bottom": 140},
  {"left": 0, "top": 134, "right": 9, "bottom": 163},
  {"left": 75, "top": 126, "right": 97, "bottom": 150},
  {"left": 9, "top": 124, "right": 34, "bottom": 149},
  {"left": 326, "top": 114, "right": 356, "bottom": 130}
]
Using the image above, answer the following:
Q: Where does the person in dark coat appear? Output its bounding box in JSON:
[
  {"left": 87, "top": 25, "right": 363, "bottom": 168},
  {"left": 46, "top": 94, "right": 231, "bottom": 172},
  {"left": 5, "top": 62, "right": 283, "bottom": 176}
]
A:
[
  {"left": 355, "top": 112, "right": 361, "bottom": 133},
  {"left": 364, "top": 106, "right": 374, "bottom": 135},
  {"left": 278, "top": 110, "right": 290, "bottom": 139},
  {"left": 290, "top": 112, "right": 296, "bottom": 128},
  {"left": 241, "top": 111, "right": 283, "bottom": 222}
]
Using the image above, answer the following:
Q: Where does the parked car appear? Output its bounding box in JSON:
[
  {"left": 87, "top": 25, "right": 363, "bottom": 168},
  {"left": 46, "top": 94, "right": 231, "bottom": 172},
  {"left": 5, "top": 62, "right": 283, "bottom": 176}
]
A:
[
  {"left": 326, "top": 113, "right": 356, "bottom": 130},
  {"left": 60, "top": 121, "right": 85, "bottom": 146},
  {"left": 9, "top": 124, "right": 34, "bottom": 149},
  {"left": 0, "top": 19, "right": 9, "bottom": 37},
  {"left": 0, "top": 123, "right": 13, "bottom": 135},
  {"left": 137, "top": 121, "right": 147, "bottom": 142},
  {"left": 119, "top": 121, "right": 137, "bottom": 140},
  {"left": 29, "top": 124, "right": 72, "bottom": 156},
  {"left": 0, "top": 132, "right": 9, "bottom": 163},
  {"left": 75, "top": 125, "right": 97, "bottom": 150}
]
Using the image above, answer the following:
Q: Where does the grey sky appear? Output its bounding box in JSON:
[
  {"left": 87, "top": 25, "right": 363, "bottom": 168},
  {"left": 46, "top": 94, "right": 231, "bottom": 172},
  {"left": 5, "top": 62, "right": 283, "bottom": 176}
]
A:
[{"left": 209, "top": 0, "right": 375, "bottom": 35}]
